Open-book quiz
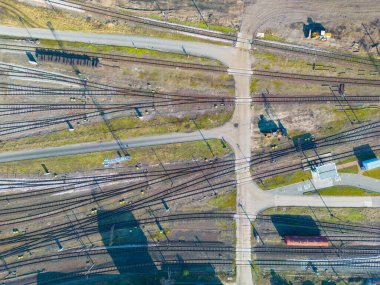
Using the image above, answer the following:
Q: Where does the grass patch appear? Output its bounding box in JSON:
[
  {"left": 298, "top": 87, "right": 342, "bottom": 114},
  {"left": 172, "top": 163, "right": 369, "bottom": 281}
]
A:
[
  {"left": 250, "top": 80, "right": 258, "bottom": 93},
  {"left": 338, "top": 165, "right": 358, "bottom": 174},
  {"left": 2, "top": 111, "right": 233, "bottom": 152},
  {"left": 272, "top": 80, "right": 283, "bottom": 91},
  {"left": 305, "top": 186, "right": 379, "bottom": 196},
  {"left": 129, "top": 13, "right": 237, "bottom": 34},
  {"left": 262, "top": 207, "right": 380, "bottom": 223},
  {"left": 208, "top": 188, "right": 236, "bottom": 210},
  {"left": 0, "top": 0, "right": 223, "bottom": 44},
  {"left": 315, "top": 106, "right": 380, "bottom": 137},
  {"left": 259, "top": 170, "right": 311, "bottom": 190},
  {"left": 336, "top": 156, "right": 358, "bottom": 165},
  {"left": 262, "top": 34, "right": 286, "bottom": 43},
  {"left": 0, "top": 139, "right": 232, "bottom": 175},
  {"left": 363, "top": 168, "right": 380, "bottom": 180},
  {"left": 332, "top": 107, "right": 380, "bottom": 126},
  {"left": 38, "top": 39, "right": 222, "bottom": 65}
]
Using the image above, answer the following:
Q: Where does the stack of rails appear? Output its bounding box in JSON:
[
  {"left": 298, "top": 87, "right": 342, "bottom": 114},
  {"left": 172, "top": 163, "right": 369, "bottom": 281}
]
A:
[{"left": 35, "top": 48, "right": 100, "bottom": 67}]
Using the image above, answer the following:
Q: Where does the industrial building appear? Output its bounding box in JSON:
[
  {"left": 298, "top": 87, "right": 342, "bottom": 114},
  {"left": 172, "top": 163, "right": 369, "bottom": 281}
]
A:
[
  {"left": 362, "top": 157, "right": 380, "bottom": 171},
  {"left": 314, "top": 162, "right": 339, "bottom": 180}
]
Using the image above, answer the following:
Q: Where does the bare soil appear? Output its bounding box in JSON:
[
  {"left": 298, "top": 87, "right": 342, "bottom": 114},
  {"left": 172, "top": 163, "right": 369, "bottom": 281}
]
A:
[
  {"left": 84, "top": 0, "right": 251, "bottom": 29},
  {"left": 243, "top": 0, "right": 380, "bottom": 56}
]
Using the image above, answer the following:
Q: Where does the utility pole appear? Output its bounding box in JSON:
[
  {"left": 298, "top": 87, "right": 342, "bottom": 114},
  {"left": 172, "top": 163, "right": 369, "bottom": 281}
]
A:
[{"left": 191, "top": 0, "right": 208, "bottom": 28}]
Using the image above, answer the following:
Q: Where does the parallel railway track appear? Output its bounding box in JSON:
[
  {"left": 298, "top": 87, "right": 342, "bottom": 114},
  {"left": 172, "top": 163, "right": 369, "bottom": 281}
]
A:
[
  {"left": 2, "top": 44, "right": 380, "bottom": 88},
  {"left": 257, "top": 214, "right": 380, "bottom": 236},
  {"left": 252, "top": 69, "right": 380, "bottom": 86},
  {"left": 45, "top": 0, "right": 237, "bottom": 42},
  {"left": 29, "top": 259, "right": 235, "bottom": 285},
  {"left": 1, "top": 128, "right": 379, "bottom": 228},
  {"left": 252, "top": 39, "right": 380, "bottom": 67},
  {"left": 254, "top": 246, "right": 380, "bottom": 256},
  {"left": 255, "top": 259, "right": 380, "bottom": 269},
  {"left": 1, "top": 243, "right": 235, "bottom": 271}
]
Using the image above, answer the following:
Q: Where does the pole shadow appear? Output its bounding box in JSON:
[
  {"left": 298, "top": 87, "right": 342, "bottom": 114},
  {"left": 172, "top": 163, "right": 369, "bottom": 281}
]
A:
[{"left": 36, "top": 209, "right": 223, "bottom": 284}]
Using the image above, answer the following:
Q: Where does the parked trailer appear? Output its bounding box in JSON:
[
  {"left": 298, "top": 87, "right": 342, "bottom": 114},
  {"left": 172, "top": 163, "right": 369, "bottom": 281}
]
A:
[
  {"left": 35, "top": 48, "right": 99, "bottom": 67},
  {"left": 284, "top": 236, "right": 329, "bottom": 247}
]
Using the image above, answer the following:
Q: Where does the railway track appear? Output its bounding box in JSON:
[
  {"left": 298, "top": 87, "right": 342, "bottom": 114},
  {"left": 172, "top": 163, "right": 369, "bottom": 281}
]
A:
[
  {"left": 0, "top": 43, "right": 227, "bottom": 73},
  {"left": 254, "top": 246, "right": 380, "bottom": 256},
  {"left": 0, "top": 135, "right": 377, "bottom": 231},
  {"left": 257, "top": 214, "right": 380, "bottom": 236},
  {"left": 27, "top": 258, "right": 235, "bottom": 285},
  {"left": 2, "top": 44, "right": 380, "bottom": 89},
  {"left": 0, "top": 125, "right": 379, "bottom": 254},
  {"left": 253, "top": 69, "right": 380, "bottom": 86},
  {"left": 252, "top": 39, "right": 380, "bottom": 67},
  {"left": 0, "top": 157, "right": 239, "bottom": 228},
  {"left": 255, "top": 259, "right": 380, "bottom": 270},
  {"left": 3, "top": 121, "right": 378, "bottom": 222},
  {"left": 45, "top": 0, "right": 237, "bottom": 42},
  {"left": 1, "top": 243, "right": 235, "bottom": 271},
  {"left": 2, "top": 83, "right": 380, "bottom": 103},
  {"left": 3, "top": 123, "right": 378, "bottom": 222},
  {"left": 251, "top": 125, "right": 380, "bottom": 173}
]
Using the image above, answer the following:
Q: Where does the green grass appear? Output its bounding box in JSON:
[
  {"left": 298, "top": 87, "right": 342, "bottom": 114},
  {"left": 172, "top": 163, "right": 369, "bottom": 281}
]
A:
[
  {"left": 259, "top": 170, "right": 312, "bottom": 190},
  {"left": 0, "top": 0, "right": 223, "bottom": 44},
  {"left": 336, "top": 156, "right": 358, "bottom": 165},
  {"left": 250, "top": 80, "right": 258, "bottom": 93},
  {"left": 262, "top": 207, "right": 376, "bottom": 223},
  {"left": 363, "top": 168, "right": 380, "bottom": 180},
  {"left": 2, "top": 111, "right": 232, "bottom": 152},
  {"left": 134, "top": 13, "right": 237, "bottom": 34},
  {"left": 0, "top": 139, "right": 231, "bottom": 175},
  {"left": 337, "top": 165, "right": 358, "bottom": 174},
  {"left": 208, "top": 188, "right": 236, "bottom": 210},
  {"left": 305, "top": 186, "right": 379, "bottom": 196},
  {"left": 38, "top": 40, "right": 222, "bottom": 65},
  {"left": 332, "top": 107, "right": 380, "bottom": 127},
  {"left": 164, "top": 18, "right": 237, "bottom": 34},
  {"left": 272, "top": 80, "right": 283, "bottom": 91},
  {"left": 262, "top": 34, "right": 286, "bottom": 43}
]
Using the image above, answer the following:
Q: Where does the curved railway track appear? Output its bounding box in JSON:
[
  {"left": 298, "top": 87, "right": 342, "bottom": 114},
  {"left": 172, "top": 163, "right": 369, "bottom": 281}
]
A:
[
  {"left": 2, "top": 119, "right": 378, "bottom": 218},
  {"left": 0, "top": 135, "right": 379, "bottom": 228}
]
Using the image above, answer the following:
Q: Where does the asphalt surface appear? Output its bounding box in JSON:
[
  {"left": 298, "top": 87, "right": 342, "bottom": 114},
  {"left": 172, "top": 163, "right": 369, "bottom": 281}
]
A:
[
  {"left": 0, "top": 131, "right": 218, "bottom": 163},
  {"left": 270, "top": 173, "right": 380, "bottom": 196},
  {"left": 0, "top": 25, "right": 236, "bottom": 66}
]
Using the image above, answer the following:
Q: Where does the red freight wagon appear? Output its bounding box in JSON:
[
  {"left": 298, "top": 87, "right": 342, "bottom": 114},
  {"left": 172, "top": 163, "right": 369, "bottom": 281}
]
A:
[{"left": 284, "top": 236, "right": 329, "bottom": 247}]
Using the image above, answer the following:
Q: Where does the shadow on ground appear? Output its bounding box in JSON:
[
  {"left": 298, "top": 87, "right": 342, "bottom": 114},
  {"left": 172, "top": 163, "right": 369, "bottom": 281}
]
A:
[
  {"left": 36, "top": 210, "right": 223, "bottom": 285},
  {"left": 271, "top": 215, "right": 320, "bottom": 237},
  {"left": 257, "top": 115, "right": 287, "bottom": 136},
  {"left": 292, "top": 133, "right": 315, "bottom": 151},
  {"left": 353, "top": 144, "right": 377, "bottom": 168},
  {"left": 303, "top": 17, "right": 325, "bottom": 38}
]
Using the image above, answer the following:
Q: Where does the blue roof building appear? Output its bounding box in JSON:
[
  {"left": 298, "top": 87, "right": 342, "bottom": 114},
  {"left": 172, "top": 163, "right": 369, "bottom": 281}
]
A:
[{"left": 362, "top": 158, "right": 380, "bottom": 171}]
